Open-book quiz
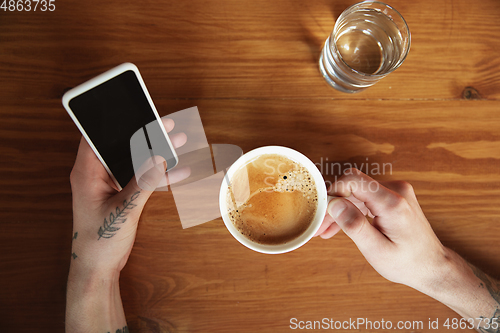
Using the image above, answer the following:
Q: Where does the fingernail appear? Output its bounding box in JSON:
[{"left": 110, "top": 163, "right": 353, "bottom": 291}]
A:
[{"left": 328, "top": 199, "right": 347, "bottom": 220}]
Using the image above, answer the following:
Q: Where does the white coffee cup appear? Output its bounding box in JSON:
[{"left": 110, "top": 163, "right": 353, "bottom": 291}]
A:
[{"left": 219, "top": 146, "right": 334, "bottom": 254}]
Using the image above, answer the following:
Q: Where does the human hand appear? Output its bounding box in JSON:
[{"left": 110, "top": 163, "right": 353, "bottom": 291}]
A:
[
  {"left": 69, "top": 117, "right": 188, "bottom": 278},
  {"left": 315, "top": 168, "right": 448, "bottom": 291},
  {"left": 66, "top": 117, "right": 188, "bottom": 332}
]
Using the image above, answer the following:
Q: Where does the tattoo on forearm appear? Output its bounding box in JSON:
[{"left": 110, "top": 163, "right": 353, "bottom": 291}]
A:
[
  {"left": 71, "top": 232, "right": 78, "bottom": 259},
  {"left": 98, "top": 191, "right": 140, "bottom": 240},
  {"left": 107, "top": 326, "right": 129, "bottom": 333},
  {"left": 467, "top": 263, "right": 500, "bottom": 333}
]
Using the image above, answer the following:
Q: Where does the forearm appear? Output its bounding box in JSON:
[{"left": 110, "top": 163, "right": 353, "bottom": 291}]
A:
[
  {"left": 66, "top": 266, "right": 128, "bottom": 333},
  {"left": 423, "top": 248, "right": 500, "bottom": 332}
]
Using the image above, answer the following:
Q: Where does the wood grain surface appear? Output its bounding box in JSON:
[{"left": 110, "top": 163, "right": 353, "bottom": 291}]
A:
[{"left": 1, "top": 0, "right": 500, "bottom": 332}]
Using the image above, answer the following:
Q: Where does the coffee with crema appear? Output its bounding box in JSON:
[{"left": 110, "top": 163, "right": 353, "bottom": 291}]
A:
[{"left": 226, "top": 154, "right": 318, "bottom": 245}]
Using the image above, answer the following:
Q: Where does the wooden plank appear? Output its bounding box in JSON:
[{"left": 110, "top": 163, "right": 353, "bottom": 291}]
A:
[
  {"left": 2, "top": 99, "right": 500, "bottom": 223},
  {"left": 0, "top": 0, "right": 499, "bottom": 101}
]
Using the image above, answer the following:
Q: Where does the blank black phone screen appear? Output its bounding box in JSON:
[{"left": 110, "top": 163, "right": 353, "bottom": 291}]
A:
[{"left": 69, "top": 70, "right": 175, "bottom": 188}]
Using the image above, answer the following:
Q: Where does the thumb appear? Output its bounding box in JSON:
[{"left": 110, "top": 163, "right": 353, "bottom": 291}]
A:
[
  {"left": 119, "top": 156, "right": 167, "bottom": 207},
  {"left": 135, "top": 155, "right": 168, "bottom": 193},
  {"left": 328, "top": 198, "right": 388, "bottom": 253}
]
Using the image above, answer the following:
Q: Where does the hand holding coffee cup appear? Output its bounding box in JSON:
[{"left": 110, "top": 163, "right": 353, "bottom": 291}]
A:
[{"left": 219, "top": 146, "right": 334, "bottom": 254}]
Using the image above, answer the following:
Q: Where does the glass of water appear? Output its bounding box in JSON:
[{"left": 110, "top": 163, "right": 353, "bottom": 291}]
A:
[{"left": 319, "top": 1, "right": 410, "bottom": 93}]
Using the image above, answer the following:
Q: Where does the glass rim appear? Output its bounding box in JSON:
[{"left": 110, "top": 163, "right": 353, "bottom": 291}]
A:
[{"left": 332, "top": 0, "right": 411, "bottom": 78}]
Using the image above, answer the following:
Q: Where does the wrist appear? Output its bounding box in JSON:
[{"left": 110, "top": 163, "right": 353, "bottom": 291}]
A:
[
  {"left": 415, "top": 247, "right": 460, "bottom": 298},
  {"left": 68, "top": 260, "right": 121, "bottom": 293},
  {"left": 416, "top": 247, "right": 495, "bottom": 320},
  {"left": 66, "top": 263, "right": 126, "bottom": 332},
  {"left": 67, "top": 271, "right": 120, "bottom": 300}
]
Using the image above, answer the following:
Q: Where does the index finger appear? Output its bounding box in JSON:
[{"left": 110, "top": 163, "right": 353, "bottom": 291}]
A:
[{"left": 329, "top": 168, "right": 400, "bottom": 217}]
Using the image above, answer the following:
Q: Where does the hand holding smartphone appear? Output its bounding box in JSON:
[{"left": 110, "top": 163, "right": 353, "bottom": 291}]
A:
[{"left": 62, "top": 63, "right": 178, "bottom": 190}]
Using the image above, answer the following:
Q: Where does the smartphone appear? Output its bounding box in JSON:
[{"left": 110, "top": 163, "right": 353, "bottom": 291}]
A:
[{"left": 62, "top": 63, "right": 178, "bottom": 190}]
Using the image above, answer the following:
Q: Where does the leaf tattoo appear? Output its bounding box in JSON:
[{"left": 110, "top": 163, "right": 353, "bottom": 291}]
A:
[{"left": 98, "top": 192, "right": 140, "bottom": 240}]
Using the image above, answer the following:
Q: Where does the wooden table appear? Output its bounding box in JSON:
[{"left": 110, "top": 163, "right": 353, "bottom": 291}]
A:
[{"left": 1, "top": 0, "right": 500, "bottom": 332}]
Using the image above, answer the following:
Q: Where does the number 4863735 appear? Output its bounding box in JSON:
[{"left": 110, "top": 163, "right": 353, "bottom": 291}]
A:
[{"left": 1, "top": 0, "right": 56, "bottom": 11}]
